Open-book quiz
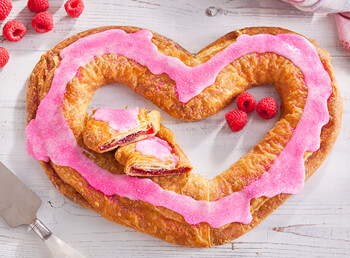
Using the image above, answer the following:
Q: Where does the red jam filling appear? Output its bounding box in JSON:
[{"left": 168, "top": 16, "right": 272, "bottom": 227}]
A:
[
  {"left": 130, "top": 166, "right": 191, "bottom": 176},
  {"left": 99, "top": 126, "right": 155, "bottom": 151}
]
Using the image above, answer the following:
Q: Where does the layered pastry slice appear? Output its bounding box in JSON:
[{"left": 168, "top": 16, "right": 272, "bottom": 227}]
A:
[
  {"left": 83, "top": 107, "right": 161, "bottom": 153},
  {"left": 115, "top": 125, "right": 193, "bottom": 176}
]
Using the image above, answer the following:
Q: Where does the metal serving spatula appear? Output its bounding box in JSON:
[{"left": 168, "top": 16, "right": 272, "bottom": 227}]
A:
[{"left": 0, "top": 161, "right": 85, "bottom": 258}]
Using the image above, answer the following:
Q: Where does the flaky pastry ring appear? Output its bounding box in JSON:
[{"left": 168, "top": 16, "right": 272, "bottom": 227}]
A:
[{"left": 26, "top": 26, "right": 342, "bottom": 247}]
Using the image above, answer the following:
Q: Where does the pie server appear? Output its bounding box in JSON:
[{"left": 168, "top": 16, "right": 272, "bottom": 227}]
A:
[{"left": 0, "top": 161, "right": 85, "bottom": 258}]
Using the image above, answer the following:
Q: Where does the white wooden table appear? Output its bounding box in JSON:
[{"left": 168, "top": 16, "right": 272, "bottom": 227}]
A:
[{"left": 0, "top": 0, "right": 349, "bottom": 257}]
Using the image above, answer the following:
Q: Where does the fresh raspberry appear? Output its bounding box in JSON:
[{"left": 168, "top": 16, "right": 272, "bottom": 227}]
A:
[
  {"left": 32, "top": 12, "right": 53, "bottom": 33},
  {"left": 236, "top": 92, "right": 256, "bottom": 113},
  {"left": 225, "top": 109, "right": 248, "bottom": 132},
  {"left": 256, "top": 97, "right": 278, "bottom": 119},
  {"left": 0, "top": 47, "right": 9, "bottom": 68},
  {"left": 64, "top": 0, "right": 84, "bottom": 18},
  {"left": 27, "top": 0, "right": 49, "bottom": 13},
  {"left": 0, "top": 0, "right": 12, "bottom": 20},
  {"left": 3, "top": 20, "right": 27, "bottom": 42}
]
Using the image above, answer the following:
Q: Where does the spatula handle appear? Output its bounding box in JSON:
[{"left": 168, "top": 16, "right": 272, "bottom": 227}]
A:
[
  {"left": 45, "top": 234, "right": 86, "bottom": 258},
  {"left": 29, "top": 218, "right": 51, "bottom": 240},
  {"left": 30, "top": 219, "right": 85, "bottom": 258}
]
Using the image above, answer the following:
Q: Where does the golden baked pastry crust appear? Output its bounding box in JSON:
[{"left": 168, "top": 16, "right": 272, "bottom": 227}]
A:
[
  {"left": 26, "top": 26, "right": 342, "bottom": 247},
  {"left": 115, "top": 125, "right": 193, "bottom": 176},
  {"left": 83, "top": 108, "right": 161, "bottom": 153}
]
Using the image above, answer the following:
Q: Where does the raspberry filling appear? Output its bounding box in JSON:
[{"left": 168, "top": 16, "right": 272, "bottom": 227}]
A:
[
  {"left": 99, "top": 127, "right": 155, "bottom": 151},
  {"left": 130, "top": 166, "right": 191, "bottom": 176}
]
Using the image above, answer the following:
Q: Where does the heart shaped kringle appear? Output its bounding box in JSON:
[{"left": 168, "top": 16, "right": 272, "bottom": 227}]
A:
[{"left": 26, "top": 26, "right": 342, "bottom": 247}]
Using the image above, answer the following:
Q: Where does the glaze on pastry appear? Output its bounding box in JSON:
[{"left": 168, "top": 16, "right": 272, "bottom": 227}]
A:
[
  {"left": 26, "top": 26, "right": 342, "bottom": 247},
  {"left": 83, "top": 107, "right": 161, "bottom": 153},
  {"left": 115, "top": 125, "right": 192, "bottom": 176}
]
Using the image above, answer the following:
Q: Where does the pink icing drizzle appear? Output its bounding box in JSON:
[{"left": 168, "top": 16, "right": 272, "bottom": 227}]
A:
[
  {"left": 136, "top": 136, "right": 177, "bottom": 167},
  {"left": 25, "top": 29, "right": 332, "bottom": 228},
  {"left": 92, "top": 107, "right": 140, "bottom": 132}
]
